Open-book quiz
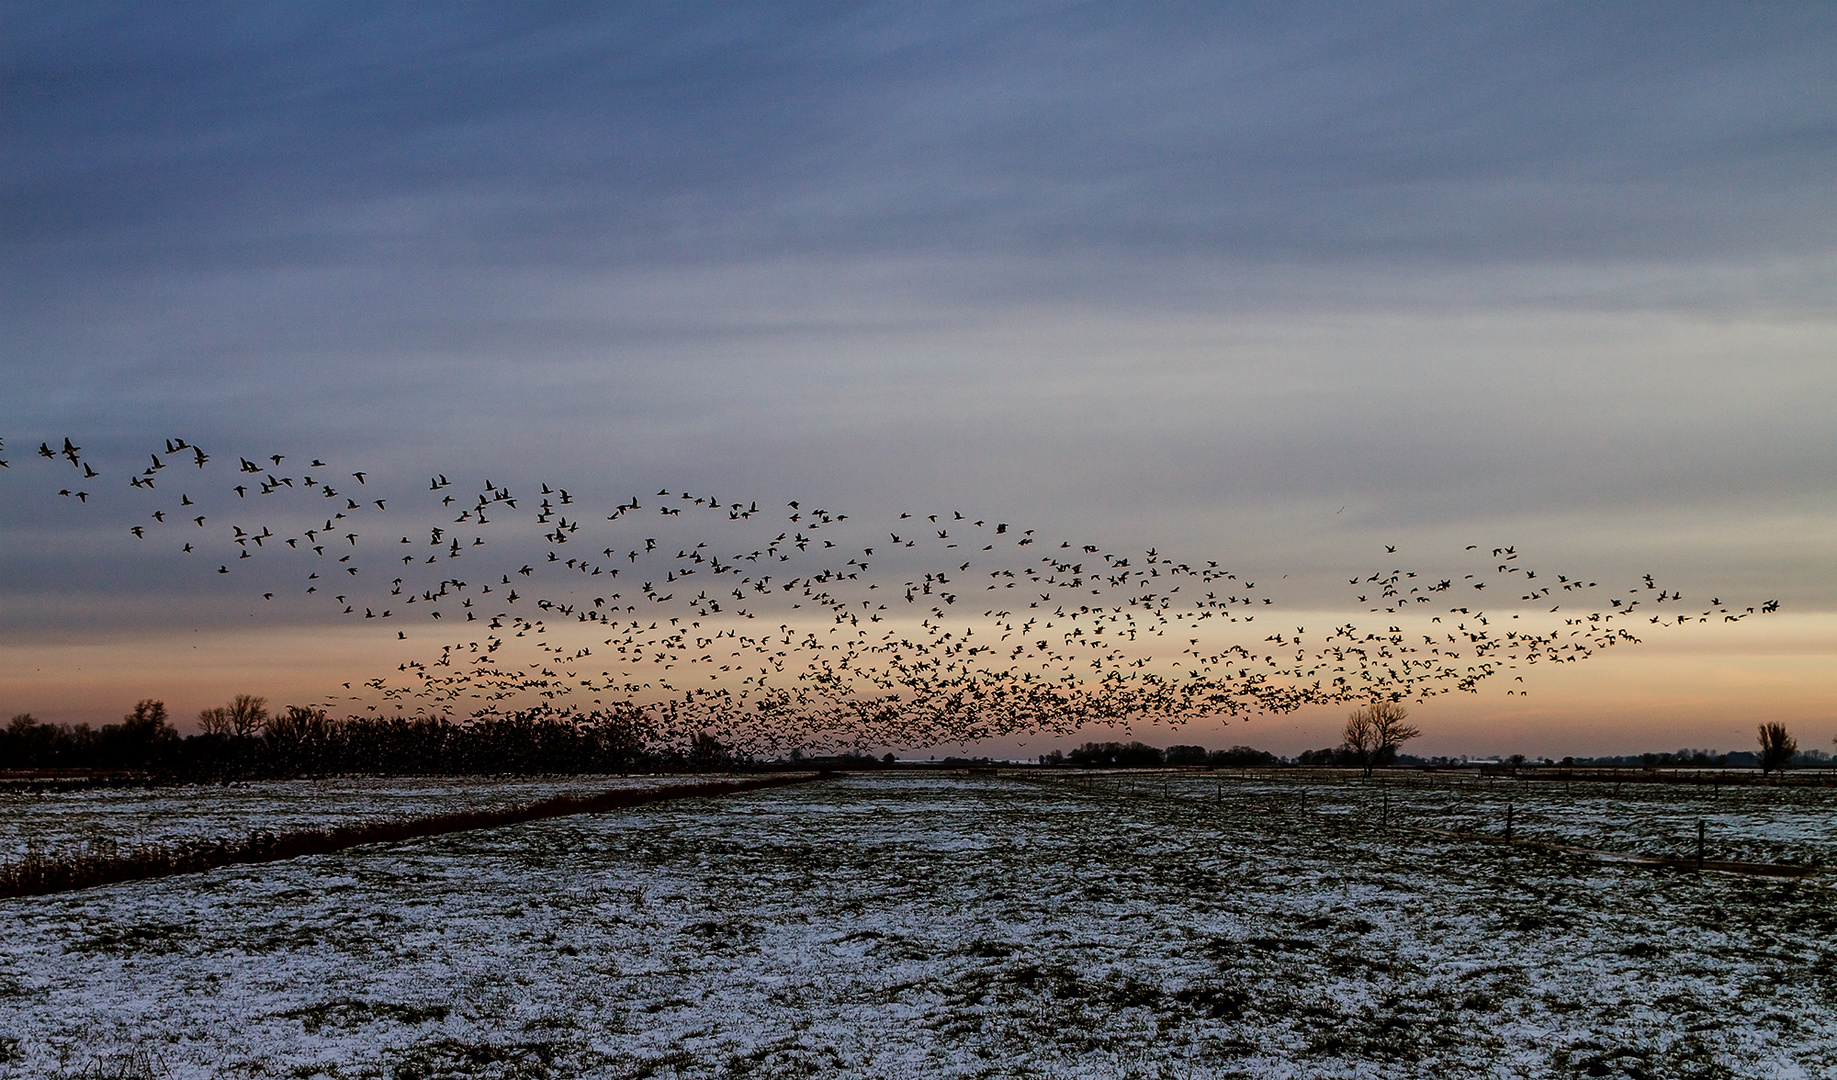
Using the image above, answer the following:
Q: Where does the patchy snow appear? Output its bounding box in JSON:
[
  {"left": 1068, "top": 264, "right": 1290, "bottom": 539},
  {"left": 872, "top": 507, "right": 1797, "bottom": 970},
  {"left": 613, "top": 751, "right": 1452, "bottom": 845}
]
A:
[
  {"left": 0, "top": 774, "right": 739, "bottom": 861},
  {"left": 1181, "top": 770, "right": 1837, "bottom": 867},
  {"left": 2, "top": 772, "right": 1833, "bottom": 1078}
]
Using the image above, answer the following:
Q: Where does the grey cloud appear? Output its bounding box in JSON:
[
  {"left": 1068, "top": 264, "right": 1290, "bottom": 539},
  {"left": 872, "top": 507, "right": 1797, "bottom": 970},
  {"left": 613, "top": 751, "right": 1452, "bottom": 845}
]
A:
[
  {"left": 6, "top": 1, "right": 1835, "bottom": 289},
  {"left": 3, "top": 1, "right": 1833, "bottom": 674}
]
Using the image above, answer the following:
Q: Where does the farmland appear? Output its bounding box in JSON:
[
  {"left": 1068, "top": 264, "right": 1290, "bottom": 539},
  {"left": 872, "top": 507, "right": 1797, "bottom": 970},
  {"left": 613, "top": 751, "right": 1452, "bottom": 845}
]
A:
[
  {"left": 3, "top": 771, "right": 1835, "bottom": 1078},
  {"left": 0, "top": 775, "right": 741, "bottom": 863}
]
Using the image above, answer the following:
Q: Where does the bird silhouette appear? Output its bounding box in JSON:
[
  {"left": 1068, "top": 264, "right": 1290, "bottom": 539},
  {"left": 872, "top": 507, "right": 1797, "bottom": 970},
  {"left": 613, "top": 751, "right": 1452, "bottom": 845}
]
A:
[{"left": 2, "top": 430, "right": 1784, "bottom": 753}]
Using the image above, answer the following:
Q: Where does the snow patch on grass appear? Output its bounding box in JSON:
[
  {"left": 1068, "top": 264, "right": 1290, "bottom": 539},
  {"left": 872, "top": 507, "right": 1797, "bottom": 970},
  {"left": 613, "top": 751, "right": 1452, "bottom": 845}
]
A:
[{"left": 2, "top": 772, "right": 1833, "bottom": 1078}]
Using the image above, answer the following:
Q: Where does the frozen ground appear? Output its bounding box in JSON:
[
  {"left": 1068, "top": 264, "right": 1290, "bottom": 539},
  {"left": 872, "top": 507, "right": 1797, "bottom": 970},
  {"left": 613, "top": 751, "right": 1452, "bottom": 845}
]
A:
[
  {"left": 0, "top": 775, "right": 738, "bottom": 861},
  {"left": 1144, "top": 770, "right": 1837, "bottom": 868},
  {"left": 3, "top": 771, "right": 1834, "bottom": 1079}
]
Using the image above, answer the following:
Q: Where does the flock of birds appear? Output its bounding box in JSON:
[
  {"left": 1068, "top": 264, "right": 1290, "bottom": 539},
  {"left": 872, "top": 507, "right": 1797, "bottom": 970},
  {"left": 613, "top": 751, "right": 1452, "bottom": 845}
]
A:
[{"left": 3, "top": 434, "right": 1781, "bottom": 752}]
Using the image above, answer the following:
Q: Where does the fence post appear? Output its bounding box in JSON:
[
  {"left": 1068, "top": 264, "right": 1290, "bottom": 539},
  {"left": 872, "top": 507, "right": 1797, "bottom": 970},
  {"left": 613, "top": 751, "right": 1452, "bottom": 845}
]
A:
[
  {"left": 1505, "top": 802, "right": 1513, "bottom": 843},
  {"left": 1697, "top": 819, "right": 1706, "bottom": 870}
]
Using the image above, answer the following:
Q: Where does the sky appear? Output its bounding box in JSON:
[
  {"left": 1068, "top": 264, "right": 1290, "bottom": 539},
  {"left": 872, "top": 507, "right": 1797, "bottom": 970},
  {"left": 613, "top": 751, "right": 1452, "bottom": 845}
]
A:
[{"left": 3, "top": 2, "right": 1834, "bottom": 757}]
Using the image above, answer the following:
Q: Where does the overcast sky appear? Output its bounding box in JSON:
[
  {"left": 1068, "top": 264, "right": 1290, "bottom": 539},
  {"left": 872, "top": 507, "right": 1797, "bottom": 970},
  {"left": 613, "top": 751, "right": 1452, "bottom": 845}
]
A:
[{"left": 4, "top": 2, "right": 1833, "bottom": 753}]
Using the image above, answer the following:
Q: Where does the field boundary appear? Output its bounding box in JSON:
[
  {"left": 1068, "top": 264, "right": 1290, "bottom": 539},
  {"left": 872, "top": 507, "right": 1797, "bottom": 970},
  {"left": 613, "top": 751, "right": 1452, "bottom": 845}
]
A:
[{"left": 1, "top": 772, "right": 826, "bottom": 900}]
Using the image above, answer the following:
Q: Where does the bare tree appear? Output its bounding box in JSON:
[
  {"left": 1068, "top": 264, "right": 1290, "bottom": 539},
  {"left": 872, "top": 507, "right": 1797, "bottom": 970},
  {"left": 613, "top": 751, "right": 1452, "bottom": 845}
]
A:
[
  {"left": 227, "top": 695, "right": 268, "bottom": 738},
  {"left": 263, "top": 705, "right": 330, "bottom": 743},
  {"left": 1757, "top": 722, "right": 1797, "bottom": 775},
  {"left": 197, "top": 706, "right": 232, "bottom": 736},
  {"left": 1343, "top": 701, "right": 1422, "bottom": 778},
  {"left": 198, "top": 695, "right": 268, "bottom": 738}
]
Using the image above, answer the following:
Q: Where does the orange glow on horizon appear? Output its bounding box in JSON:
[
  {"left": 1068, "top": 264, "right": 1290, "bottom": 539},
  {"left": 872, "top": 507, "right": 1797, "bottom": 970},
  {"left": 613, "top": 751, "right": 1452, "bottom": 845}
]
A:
[{"left": 4, "top": 613, "right": 1830, "bottom": 759}]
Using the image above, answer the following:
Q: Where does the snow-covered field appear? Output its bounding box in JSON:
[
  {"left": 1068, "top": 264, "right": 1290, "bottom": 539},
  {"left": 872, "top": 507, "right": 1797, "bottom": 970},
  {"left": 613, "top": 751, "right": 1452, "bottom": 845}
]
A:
[
  {"left": 3, "top": 771, "right": 1834, "bottom": 1079},
  {"left": 1143, "top": 770, "right": 1837, "bottom": 868},
  {"left": 0, "top": 775, "right": 735, "bottom": 861}
]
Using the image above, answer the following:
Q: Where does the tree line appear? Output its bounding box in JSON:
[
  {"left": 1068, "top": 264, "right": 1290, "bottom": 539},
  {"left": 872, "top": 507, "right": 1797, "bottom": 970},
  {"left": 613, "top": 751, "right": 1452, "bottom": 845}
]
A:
[
  {"left": 1038, "top": 708, "right": 1828, "bottom": 777},
  {"left": 1040, "top": 703, "right": 1420, "bottom": 776},
  {"left": 6, "top": 699, "right": 1826, "bottom": 780},
  {"left": 0, "top": 698, "right": 739, "bottom": 779}
]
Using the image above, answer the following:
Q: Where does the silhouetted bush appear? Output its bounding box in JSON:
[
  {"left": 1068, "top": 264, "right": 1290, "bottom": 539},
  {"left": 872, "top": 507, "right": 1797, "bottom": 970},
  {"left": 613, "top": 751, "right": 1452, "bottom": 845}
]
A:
[
  {"left": 1163, "top": 744, "right": 1208, "bottom": 767},
  {"left": 1, "top": 713, "right": 92, "bottom": 768},
  {"left": 1, "top": 703, "right": 180, "bottom": 771},
  {"left": 1295, "top": 746, "right": 1359, "bottom": 768},
  {"left": 1758, "top": 722, "right": 1798, "bottom": 775},
  {"left": 1206, "top": 745, "right": 1279, "bottom": 768},
  {"left": 688, "top": 731, "right": 731, "bottom": 771},
  {"left": 1067, "top": 741, "right": 1165, "bottom": 768}
]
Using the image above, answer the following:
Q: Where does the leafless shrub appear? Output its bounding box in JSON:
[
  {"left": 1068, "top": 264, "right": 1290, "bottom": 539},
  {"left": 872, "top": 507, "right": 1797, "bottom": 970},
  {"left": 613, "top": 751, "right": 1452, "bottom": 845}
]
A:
[
  {"left": 195, "top": 706, "right": 232, "bottom": 736},
  {"left": 1758, "top": 722, "right": 1797, "bottom": 775}
]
